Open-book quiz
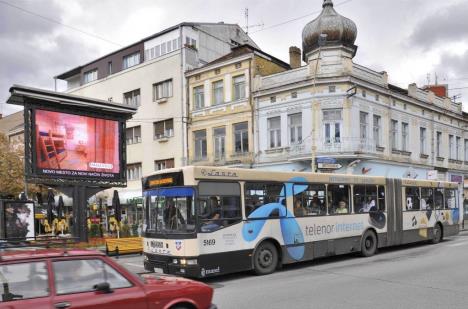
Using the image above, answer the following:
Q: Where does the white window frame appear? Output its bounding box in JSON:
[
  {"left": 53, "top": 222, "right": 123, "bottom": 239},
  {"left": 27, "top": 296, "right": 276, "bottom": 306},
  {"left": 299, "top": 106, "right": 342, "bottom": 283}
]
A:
[
  {"left": 193, "top": 85, "right": 204, "bottom": 109},
  {"left": 401, "top": 122, "right": 409, "bottom": 151},
  {"left": 123, "top": 89, "right": 140, "bottom": 107},
  {"left": 323, "top": 109, "right": 342, "bottom": 144},
  {"left": 212, "top": 80, "right": 224, "bottom": 105},
  {"left": 373, "top": 115, "right": 381, "bottom": 147},
  {"left": 391, "top": 120, "right": 398, "bottom": 150},
  {"left": 436, "top": 132, "right": 442, "bottom": 157},
  {"left": 288, "top": 113, "right": 302, "bottom": 145},
  {"left": 194, "top": 130, "right": 207, "bottom": 160},
  {"left": 123, "top": 52, "right": 140, "bottom": 69},
  {"left": 153, "top": 79, "right": 173, "bottom": 101},
  {"left": 233, "top": 75, "right": 246, "bottom": 101},
  {"left": 83, "top": 69, "right": 98, "bottom": 84},
  {"left": 213, "top": 127, "right": 226, "bottom": 160},
  {"left": 456, "top": 136, "right": 461, "bottom": 160},
  {"left": 153, "top": 119, "right": 174, "bottom": 139},
  {"left": 449, "top": 134, "right": 454, "bottom": 159},
  {"left": 360, "top": 112, "right": 368, "bottom": 140},
  {"left": 126, "top": 126, "right": 141, "bottom": 145},
  {"left": 127, "top": 163, "right": 142, "bottom": 181},
  {"left": 420, "top": 127, "right": 426, "bottom": 155},
  {"left": 234, "top": 122, "right": 249, "bottom": 154},
  {"left": 268, "top": 116, "right": 282, "bottom": 149}
]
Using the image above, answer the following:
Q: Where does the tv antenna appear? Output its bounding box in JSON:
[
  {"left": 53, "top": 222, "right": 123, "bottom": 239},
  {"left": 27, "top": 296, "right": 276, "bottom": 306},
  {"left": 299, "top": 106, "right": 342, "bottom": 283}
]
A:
[{"left": 244, "top": 8, "right": 264, "bottom": 34}]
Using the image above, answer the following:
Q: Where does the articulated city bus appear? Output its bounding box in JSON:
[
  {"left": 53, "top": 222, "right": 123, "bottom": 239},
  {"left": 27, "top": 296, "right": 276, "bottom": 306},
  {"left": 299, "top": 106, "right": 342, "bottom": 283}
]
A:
[{"left": 142, "top": 166, "right": 460, "bottom": 278}]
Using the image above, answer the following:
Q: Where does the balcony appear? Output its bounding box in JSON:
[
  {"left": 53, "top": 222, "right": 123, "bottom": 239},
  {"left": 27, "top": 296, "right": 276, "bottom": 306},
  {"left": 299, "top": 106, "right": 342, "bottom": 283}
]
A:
[{"left": 315, "top": 138, "right": 382, "bottom": 157}]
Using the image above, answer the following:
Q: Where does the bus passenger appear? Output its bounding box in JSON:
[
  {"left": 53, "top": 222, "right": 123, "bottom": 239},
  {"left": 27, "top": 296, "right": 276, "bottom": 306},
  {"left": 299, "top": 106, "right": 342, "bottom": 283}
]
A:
[
  {"left": 294, "top": 198, "right": 307, "bottom": 217},
  {"left": 360, "top": 196, "right": 376, "bottom": 212},
  {"left": 335, "top": 200, "right": 348, "bottom": 214}
]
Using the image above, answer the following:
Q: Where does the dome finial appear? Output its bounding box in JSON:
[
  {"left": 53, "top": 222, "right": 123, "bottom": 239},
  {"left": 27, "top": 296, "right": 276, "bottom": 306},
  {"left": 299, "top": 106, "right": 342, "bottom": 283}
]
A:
[{"left": 323, "top": 0, "right": 333, "bottom": 8}]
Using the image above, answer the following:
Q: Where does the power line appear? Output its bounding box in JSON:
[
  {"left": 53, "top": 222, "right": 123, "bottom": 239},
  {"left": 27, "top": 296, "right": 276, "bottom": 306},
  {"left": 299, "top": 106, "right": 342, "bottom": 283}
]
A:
[
  {"left": 250, "top": 0, "right": 354, "bottom": 34},
  {"left": 0, "top": 0, "right": 123, "bottom": 47},
  {"left": 449, "top": 86, "right": 468, "bottom": 91}
]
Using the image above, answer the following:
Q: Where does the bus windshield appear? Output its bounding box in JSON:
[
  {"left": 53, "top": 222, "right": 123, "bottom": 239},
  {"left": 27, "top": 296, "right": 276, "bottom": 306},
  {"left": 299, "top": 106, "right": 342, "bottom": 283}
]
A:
[{"left": 144, "top": 187, "right": 195, "bottom": 234}]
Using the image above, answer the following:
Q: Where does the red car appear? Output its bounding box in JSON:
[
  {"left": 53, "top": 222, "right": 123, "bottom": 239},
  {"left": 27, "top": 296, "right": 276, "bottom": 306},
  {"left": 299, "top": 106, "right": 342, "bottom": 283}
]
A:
[{"left": 0, "top": 248, "right": 216, "bottom": 309}]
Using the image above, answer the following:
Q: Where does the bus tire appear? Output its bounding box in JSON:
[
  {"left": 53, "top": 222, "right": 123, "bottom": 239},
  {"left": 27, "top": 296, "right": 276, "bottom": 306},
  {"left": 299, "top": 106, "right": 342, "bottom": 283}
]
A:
[
  {"left": 360, "top": 230, "right": 377, "bottom": 257},
  {"left": 430, "top": 223, "right": 443, "bottom": 244},
  {"left": 253, "top": 241, "right": 278, "bottom": 275}
]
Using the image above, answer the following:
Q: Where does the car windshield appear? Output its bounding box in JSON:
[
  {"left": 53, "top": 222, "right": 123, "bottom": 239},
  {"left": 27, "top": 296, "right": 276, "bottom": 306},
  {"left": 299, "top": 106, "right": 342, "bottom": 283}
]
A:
[{"left": 145, "top": 187, "right": 196, "bottom": 234}]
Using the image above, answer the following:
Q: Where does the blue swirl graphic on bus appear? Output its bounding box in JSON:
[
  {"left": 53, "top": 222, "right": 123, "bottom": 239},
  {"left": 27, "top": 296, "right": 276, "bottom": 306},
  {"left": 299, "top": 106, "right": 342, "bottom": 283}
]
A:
[
  {"left": 452, "top": 208, "right": 460, "bottom": 223},
  {"left": 242, "top": 177, "right": 307, "bottom": 261}
]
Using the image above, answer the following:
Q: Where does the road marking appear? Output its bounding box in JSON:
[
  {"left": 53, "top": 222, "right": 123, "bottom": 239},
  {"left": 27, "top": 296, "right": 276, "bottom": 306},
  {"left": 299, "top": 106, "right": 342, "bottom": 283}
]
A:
[{"left": 125, "top": 262, "right": 145, "bottom": 268}]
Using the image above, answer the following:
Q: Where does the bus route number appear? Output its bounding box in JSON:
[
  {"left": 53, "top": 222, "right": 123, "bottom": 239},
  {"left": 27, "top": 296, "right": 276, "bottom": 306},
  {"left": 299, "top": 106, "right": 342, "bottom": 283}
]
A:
[{"left": 203, "top": 239, "right": 216, "bottom": 246}]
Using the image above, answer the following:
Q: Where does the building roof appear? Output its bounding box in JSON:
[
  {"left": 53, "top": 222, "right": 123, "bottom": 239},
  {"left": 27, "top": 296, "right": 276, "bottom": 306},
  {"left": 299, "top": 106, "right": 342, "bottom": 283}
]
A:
[
  {"left": 55, "top": 22, "right": 252, "bottom": 80},
  {"left": 0, "top": 110, "right": 23, "bottom": 136},
  {"left": 186, "top": 44, "right": 290, "bottom": 75},
  {"left": 7, "top": 84, "right": 137, "bottom": 116}
]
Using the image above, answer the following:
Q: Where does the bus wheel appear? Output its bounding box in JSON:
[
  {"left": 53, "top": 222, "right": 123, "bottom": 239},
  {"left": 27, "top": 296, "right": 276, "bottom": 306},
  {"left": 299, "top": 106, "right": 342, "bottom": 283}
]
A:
[
  {"left": 361, "top": 230, "right": 377, "bottom": 257},
  {"left": 253, "top": 241, "right": 278, "bottom": 275},
  {"left": 430, "top": 223, "right": 443, "bottom": 244}
]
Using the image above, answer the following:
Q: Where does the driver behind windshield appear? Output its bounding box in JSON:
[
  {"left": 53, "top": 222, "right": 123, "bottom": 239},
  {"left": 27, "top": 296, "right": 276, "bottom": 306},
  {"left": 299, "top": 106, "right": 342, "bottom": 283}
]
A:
[{"left": 163, "top": 198, "right": 186, "bottom": 229}]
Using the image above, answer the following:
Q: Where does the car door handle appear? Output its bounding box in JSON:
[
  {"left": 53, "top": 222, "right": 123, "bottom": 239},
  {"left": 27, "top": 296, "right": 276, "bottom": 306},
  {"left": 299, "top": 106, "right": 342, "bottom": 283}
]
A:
[{"left": 55, "top": 302, "right": 71, "bottom": 309}]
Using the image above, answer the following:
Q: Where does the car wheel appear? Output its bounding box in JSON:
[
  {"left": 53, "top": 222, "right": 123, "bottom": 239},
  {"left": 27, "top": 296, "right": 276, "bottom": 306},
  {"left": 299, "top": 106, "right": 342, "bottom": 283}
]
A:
[
  {"left": 361, "top": 230, "right": 377, "bottom": 257},
  {"left": 253, "top": 241, "right": 278, "bottom": 275},
  {"left": 430, "top": 223, "right": 443, "bottom": 244}
]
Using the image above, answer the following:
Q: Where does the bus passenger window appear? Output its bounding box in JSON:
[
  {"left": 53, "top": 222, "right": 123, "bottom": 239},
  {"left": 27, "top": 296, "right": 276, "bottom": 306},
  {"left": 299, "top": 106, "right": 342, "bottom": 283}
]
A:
[
  {"left": 405, "top": 187, "right": 420, "bottom": 211},
  {"left": 445, "top": 189, "right": 457, "bottom": 209},
  {"left": 434, "top": 188, "right": 444, "bottom": 210},
  {"left": 377, "top": 186, "right": 386, "bottom": 211},
  {"left": 421, "top": 188, "right": 433, "bottom": 210},
  {"left": 293, "top": 184, "right": 326, "bottom": 216},
  {"left": 353, "top": 185, "right": 377, "bottom": 213},
  {"left": 198, "top": 182, "right": 242, "bottom": 232},
  {"left": 244, "top": 183, "right": 285, "bottom": 217},
  {"left": 327, "top": 184, "right": 350, "bottom": 214}
]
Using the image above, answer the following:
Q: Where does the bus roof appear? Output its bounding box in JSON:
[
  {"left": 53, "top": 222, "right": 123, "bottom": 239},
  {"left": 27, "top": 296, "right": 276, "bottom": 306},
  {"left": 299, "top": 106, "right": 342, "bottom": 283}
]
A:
[{"left": 143, "top": 166, "right": 459, "bottom": 188}]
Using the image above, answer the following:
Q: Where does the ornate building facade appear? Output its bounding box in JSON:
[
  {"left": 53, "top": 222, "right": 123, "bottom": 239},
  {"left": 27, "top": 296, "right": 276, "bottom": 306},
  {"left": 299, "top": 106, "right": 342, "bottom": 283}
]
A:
[{"left": 252, "top": 0, "right": 468, "bottom": 184}]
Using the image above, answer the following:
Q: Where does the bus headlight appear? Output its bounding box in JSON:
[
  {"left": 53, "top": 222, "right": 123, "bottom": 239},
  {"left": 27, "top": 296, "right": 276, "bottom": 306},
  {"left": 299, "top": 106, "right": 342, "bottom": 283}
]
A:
[
  {"left": 172, "top": 259, "right": 178, "bottom": 264},
  {"left": 179, "top": 258, "right": 197, "bottom": 265}
]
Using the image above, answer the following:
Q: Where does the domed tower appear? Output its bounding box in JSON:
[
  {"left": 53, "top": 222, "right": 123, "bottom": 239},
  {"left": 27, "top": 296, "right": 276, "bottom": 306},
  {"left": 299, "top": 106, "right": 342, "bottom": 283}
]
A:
[{"left": 302, "top": 0, "right": 357, "bottom": 63}]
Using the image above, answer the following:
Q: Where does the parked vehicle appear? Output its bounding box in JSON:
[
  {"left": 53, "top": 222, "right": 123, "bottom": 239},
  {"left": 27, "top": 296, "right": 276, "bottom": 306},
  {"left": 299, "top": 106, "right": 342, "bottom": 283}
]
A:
[{"left": 0, "top": 248, "right": 216, "bottom": 309}]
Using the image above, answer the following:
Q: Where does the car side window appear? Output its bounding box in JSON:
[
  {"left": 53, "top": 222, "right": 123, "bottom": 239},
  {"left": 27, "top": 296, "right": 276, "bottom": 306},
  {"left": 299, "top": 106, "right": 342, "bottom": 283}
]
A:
[
  {"left": 0, "top": 261, "right": 49, "bottom": 302},
  {"left": 53, "top": 259, "right": 132, "bottom": 295}
]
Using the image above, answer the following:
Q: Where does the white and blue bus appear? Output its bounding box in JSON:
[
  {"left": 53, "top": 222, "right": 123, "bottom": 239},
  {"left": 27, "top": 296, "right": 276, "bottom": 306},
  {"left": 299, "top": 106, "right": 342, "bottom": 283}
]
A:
[{"left": 142, "top": 166, "right": 460, "bottom": 278}]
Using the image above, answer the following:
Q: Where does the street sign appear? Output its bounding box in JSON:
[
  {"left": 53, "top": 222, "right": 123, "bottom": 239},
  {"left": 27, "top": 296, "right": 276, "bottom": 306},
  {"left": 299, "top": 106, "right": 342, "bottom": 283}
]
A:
[
  {"left": 316, "top": 157, "right": 337, "bottom": 164},
  {"left": 317, "top": 162, "right": 342, "bottom": 170}
]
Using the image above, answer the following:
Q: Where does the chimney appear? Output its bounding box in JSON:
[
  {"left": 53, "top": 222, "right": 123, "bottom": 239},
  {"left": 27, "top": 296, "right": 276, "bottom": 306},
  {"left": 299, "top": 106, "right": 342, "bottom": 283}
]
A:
[
  {"left": 423, "top": 84, "right": 448, "bottom": 98},
  {"left": 289, "top": 46, "right": 301, "bottom": 69}
]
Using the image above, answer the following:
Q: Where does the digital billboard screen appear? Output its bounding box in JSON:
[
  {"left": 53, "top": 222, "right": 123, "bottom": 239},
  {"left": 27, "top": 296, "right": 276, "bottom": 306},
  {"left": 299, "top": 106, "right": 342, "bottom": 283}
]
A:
[{"left": 34, "top": 109, "right": 121, "bottom": 180}]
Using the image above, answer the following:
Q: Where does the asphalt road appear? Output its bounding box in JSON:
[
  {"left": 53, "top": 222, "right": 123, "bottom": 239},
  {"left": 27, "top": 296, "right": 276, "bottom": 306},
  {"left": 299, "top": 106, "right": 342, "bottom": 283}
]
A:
[{"left": 115, "top": 230, "right": 468, "bottom": 309}]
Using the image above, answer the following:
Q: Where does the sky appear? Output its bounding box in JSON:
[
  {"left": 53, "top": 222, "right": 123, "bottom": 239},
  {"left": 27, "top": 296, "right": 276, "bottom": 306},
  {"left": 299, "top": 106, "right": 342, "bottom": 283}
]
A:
[{"left": 1, "top": 0, "right": 468, "bottom": 116}]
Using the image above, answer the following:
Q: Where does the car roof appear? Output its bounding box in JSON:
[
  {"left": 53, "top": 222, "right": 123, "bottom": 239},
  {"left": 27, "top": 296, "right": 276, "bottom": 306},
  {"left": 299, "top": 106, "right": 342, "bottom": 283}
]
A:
[{"left": 0, "top": 248, "right": 105, "bottom": 262}]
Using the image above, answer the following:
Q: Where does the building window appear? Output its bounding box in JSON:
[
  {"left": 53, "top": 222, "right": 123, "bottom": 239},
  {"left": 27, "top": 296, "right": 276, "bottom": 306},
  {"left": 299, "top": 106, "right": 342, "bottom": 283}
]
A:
[
  {"left": 375, "top": 94, "right": 379, "bottom": 101},
  {"left": 323, "top": 109, "right": 342, "bottom": 144},
  {"left": 234, "top": 122, "right": 249, "bottom": 153},
  {"left": 123, "top": 89, "right": 140, "bottom": 107},
  {"left": 153, "top": 79, "right": 173, "bottom": 101},
  {"left": 83, "top": 69, "right": 97, "bottom": 84},
  {"left": 127, "top": 163, "right": 142, "bottom": 181},
  {"left": 270, "top": 96, "right": 276, "bottom": 103},
  {"left": 464, "top": 139, "right": 468, "bottom": 161},
  {"left": 436, "top": 132, "right": 442, "bottom": 157},
  {"left": 362, "top": 90, "right": 367, "bottom": 98},
  {"left": 194, "top": 130, "right": 207, "bottom": 160},
  {"left": 123, "top": 52, "right": 140, "bottom": 69},
  {"left": 153, "top": 119, "right": 174, "bottom": 139},
  {"left": 392, "top": 99, "right": 396, "bottom": 106},
  {"left": 268, "top": 116, "right": 281, "bottom": 149},
  {"left": 212, "top": 80, "right": 224, "bottom": 105},
  {"left": 360, "top": 112, "right": 368, "bottom": 140},
  {"left": 213, "top": 127, "right": 226, "bottom": 160},
  {"left": 288, "top": 113, "right": 302, "bottom": 145},
  {"left": 154, "top": 158, "right": 174, "bottom": 171},
  {"left": 126, "top": 126, "right": 141, "bottom": 145},
  {"left": 449, "top": 135, "right": 454, "bottom": 159},
  {"left": 404, "top": 103, "right": 407, "bottom": 110},
  {"left": 235, "top": 62, "right": 242, "bottom": 69},
  {"left": 233, "top": 75, "right": 246, "bottom": 101},
  {"left": 373, "top": 115, "right": 381, "bottom": 146},
  {"left": 391, "top": 120, "right": 398, "bottom": 150},
  {"left": 329, "top": 85, "right": 336, "bottom": 93},
  {"left": 195, "top": 74, "right": 201, "bottom": 80},
  {"left": 215, "top": 68, "right": 221, "bottom": 75},
  {"left": 401, "top": 122, "right": 409, "bottom": 151},
  {"left": 193, "top": 85, "right": 204, "bottom": 109},
  {"left": 456, "top": 136, "right": 461, "bottom": 160},
  {"left": 108, "top": 62, "right": 112, "bottom": 75},
  {"left": 420, "top": 127, "right": 426, "bottom": 155},
  {"left": 291, "top": 91, "right": 297, "bottom": 99}
]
